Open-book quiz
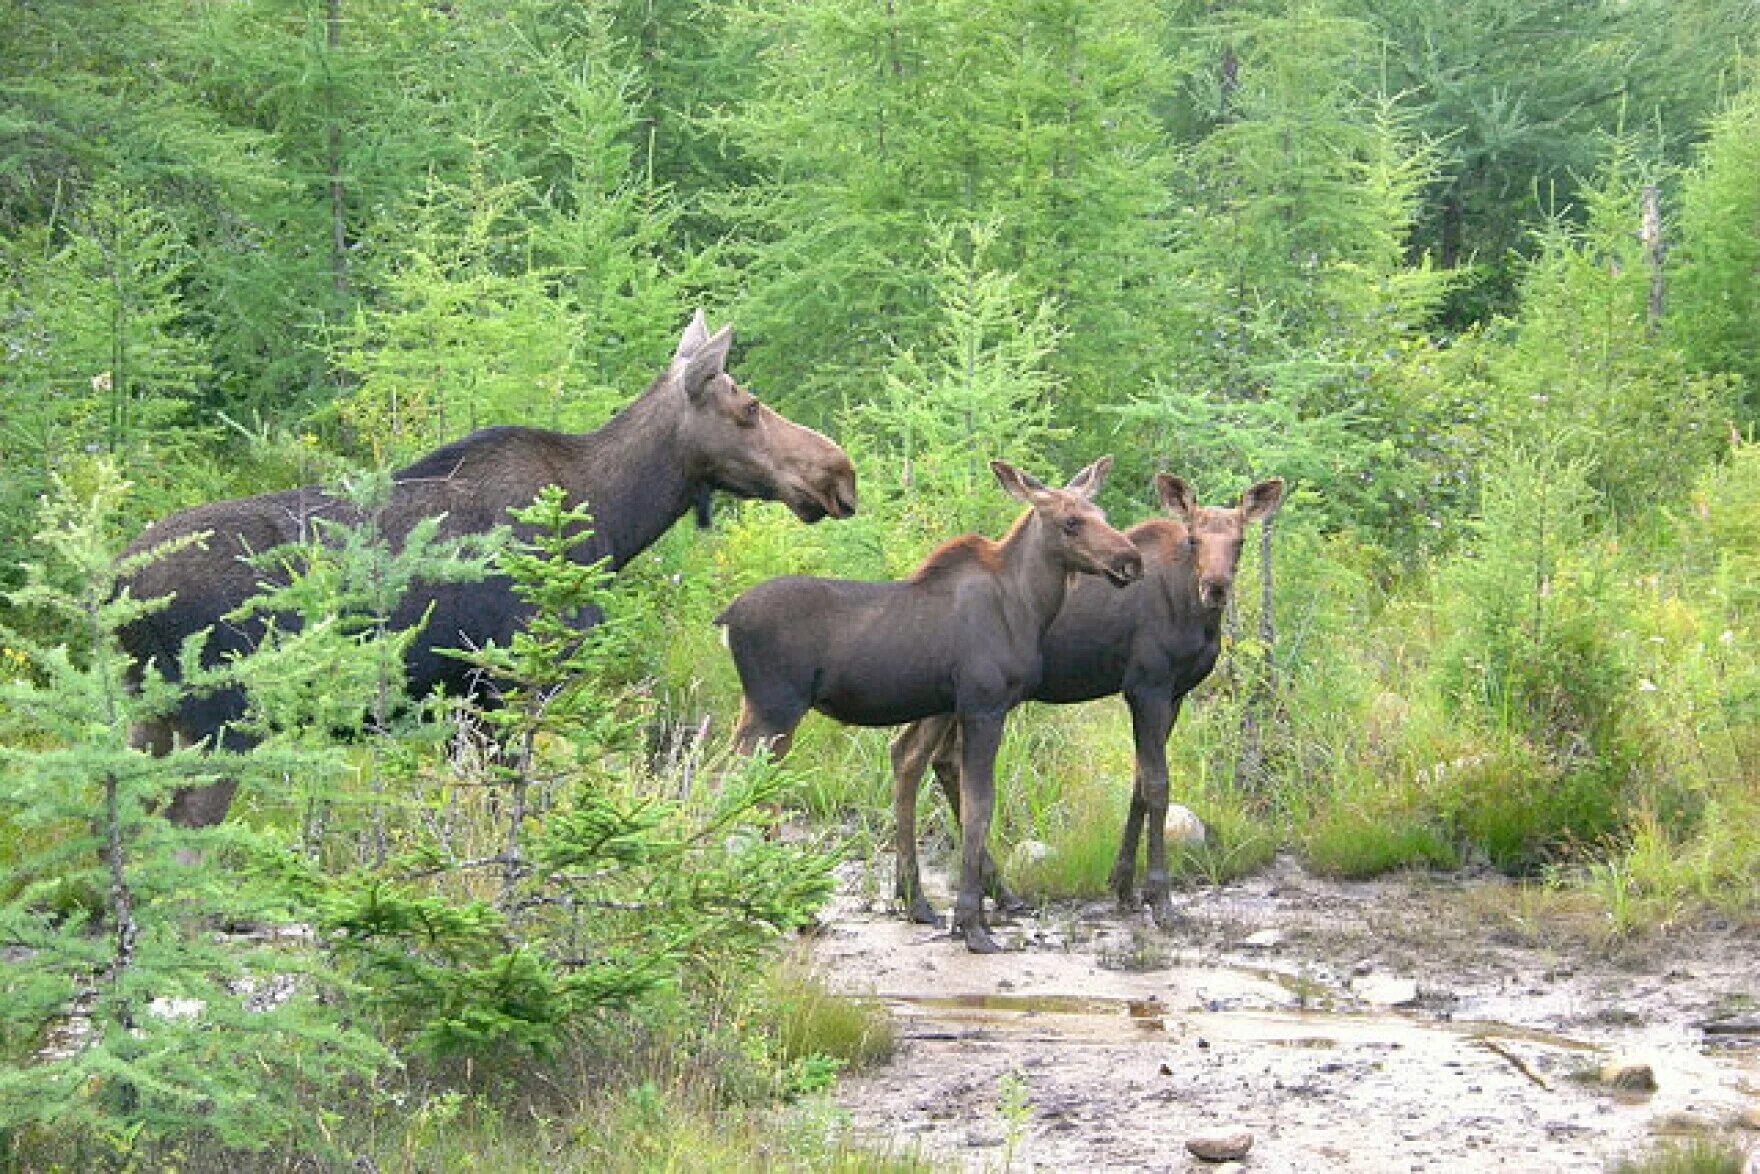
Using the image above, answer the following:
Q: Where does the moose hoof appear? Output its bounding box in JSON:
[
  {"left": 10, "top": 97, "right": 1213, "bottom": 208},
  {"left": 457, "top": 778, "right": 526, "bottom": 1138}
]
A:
[
  {"left": 1148, "top": 894, "right": 1181, "bottom": 929},
  {"left": 960, "top": 923, "right": 1005, "bottom": 954},
  {"left": 993, "top": 888, "right": 1031, "bottom": 918},
  {"left": 906, "top": 897, "right": 942, "bottom": 926}
]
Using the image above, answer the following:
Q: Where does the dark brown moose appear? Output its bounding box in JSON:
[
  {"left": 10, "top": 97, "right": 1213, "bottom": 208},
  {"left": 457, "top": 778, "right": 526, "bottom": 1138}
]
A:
[
  {"left": 120, "top": 310, "right": 857, "bottom": 827},
  {"left": 714, "top": 457, "right": 1144, "bottom": 953},
  {"left": 889, "top": 473, "right": 1284, "bottom": 929}
]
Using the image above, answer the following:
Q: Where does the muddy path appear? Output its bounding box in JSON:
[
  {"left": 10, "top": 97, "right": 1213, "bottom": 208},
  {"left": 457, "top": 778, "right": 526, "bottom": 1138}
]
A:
[{"left": 812, "top": 853, "right": 1760, "bottom": 1171}]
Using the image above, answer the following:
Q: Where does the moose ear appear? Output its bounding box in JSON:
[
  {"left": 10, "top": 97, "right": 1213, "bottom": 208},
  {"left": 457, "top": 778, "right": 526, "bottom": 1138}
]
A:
[
  {"left": 680, "top": 323, "right": 734, "bottom": 401},
  {"left": 1240, "top": 477, "right": 1286, "bottom": 522},
  {"left": 674, "top": 308, "right": 711, "bottom": 361},
  {"left": 992, "top": 459, "right": 1048, "bottom": 503},
  {"left": 1155, "top": 473, "right": 1199, "bottom": 522},
  {"left": 1064, "top": 455, "right": 1113, "bottom": 500}
]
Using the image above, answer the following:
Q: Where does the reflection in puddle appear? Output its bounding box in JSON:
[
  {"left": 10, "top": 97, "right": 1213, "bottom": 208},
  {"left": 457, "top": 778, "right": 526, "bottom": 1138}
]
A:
[{"left": 880, "top": 987, "right": 1609, "bottom": 1059}]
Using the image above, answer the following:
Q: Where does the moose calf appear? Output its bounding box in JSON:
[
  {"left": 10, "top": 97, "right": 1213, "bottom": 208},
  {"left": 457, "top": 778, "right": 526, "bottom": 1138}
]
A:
[
  {"left": 715, "top": 458, "right": 1143, "bottom": 953},
  {"left": 890, "top": 473, "right": 1285, "bottom": 928}
]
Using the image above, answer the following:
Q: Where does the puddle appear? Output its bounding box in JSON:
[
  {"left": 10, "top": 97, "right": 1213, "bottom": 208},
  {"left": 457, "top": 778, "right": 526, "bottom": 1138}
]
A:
[{"left": 817, "top": 859, "right": 1760, "bottom": 1172}]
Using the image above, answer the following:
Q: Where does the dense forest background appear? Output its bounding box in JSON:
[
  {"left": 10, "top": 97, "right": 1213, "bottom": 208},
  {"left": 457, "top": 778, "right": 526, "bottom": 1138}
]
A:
[{"left": 4, "top": 0, "right": 1760, "bottom": 1166}]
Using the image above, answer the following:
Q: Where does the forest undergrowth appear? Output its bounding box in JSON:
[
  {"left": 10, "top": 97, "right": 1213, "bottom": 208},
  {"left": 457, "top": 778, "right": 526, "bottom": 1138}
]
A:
[{"left": 4, "top": 0, "right": 1759, "bottom": 1166}]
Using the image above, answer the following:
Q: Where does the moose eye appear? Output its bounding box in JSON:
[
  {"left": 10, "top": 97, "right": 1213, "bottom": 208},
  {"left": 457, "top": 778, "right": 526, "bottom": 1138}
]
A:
[
  {"left": 742, "top": 399, "right": 761, "bottom": 425},
  {"left": 1062, "top": 516, "right": 1084, "bottom": 534}
]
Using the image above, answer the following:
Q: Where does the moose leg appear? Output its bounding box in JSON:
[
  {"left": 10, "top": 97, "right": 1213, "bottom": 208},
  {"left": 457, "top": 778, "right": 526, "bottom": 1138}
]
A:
[
  {"left": 1109, "top": 783, "right": 1149, "bottom": 910},
  {"left": 951, "top": 711, "right": 1006, "bottom": 954},
  {"left": 923, "top": 726, "right": 1027, "bottom": 916},
  {"left": 1130, "top": 692, "right": 1183, "bottom": 927},
  {"left": 731, "top": 697, "right": 797, "bottom": 760},
  {"left": 889, "top": 719, "right": 949, "bottom": 925},
  {"left": 132, "top": 717, "right": 245, "bottom": 830}
]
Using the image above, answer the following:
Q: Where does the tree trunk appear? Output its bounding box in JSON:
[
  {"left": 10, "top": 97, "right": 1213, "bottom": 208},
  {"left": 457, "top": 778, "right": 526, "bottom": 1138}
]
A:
[
  {"left": 1234, "top": 514, "right": 1276, "bottom": 797},
  {"left": 326, "top": 0, "right": 349, "bottom": 305},
  {"left": 1641, "top": 183, "right": 1665, "bottom": 334}
]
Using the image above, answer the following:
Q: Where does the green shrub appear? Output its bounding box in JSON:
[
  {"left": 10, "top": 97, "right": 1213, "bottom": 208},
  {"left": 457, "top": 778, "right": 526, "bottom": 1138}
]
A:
[
  {"left": 1303, "top": 805, "right": 1457, "bottom": 878},
  {"left": 0, "top": 466, "right": 389, "bottom": 1169},
  {"left": 1431, "top": 447, "right": 1646, "bottom": 868}
]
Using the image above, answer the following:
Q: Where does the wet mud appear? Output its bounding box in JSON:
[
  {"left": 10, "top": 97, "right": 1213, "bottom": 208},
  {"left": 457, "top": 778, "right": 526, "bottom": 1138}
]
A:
[{"left": 814, "top": 854, "right": 1760, "bottom": 1171}]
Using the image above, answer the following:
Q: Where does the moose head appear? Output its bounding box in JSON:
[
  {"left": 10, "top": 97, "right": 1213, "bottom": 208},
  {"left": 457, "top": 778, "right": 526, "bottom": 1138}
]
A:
[{"left": 670, "top": 311, "right": 858, "bottom": 524}]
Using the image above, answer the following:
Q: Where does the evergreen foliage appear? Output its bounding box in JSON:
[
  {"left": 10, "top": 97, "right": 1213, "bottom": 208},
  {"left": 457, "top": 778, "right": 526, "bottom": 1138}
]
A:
[
  {"left": 1671, "top": 83, "right": 1760, "bottom": 416},
  {"left": 313, "top": 487, "right": 836, "bottom": 1058},
  {"left": 0, "top": 465, "right": 388, "bottom": 1166}
]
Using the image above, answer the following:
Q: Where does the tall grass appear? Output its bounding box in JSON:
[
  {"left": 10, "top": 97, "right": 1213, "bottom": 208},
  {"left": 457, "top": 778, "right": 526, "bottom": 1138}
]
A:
[{"left": 649, "top": 442, "right": 1760, "bottom": 935}]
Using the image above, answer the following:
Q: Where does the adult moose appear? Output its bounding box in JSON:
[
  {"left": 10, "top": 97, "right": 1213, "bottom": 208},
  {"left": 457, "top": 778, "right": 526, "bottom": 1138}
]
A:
[
  {"left": 715, "top": 458, "right": 1143, "bottom": 953},
  {"left": 120, "top": 310, "right": 858, "bottom": 827},
  {"left": 889, "top": 473, "right": 1284, "bottom": 929}
]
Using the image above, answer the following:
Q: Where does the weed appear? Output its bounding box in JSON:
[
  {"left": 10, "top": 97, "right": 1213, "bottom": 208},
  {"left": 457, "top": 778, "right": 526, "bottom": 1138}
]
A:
[{"left": 1612, "top": 1135, "right": 1754, "bottom": 1174}]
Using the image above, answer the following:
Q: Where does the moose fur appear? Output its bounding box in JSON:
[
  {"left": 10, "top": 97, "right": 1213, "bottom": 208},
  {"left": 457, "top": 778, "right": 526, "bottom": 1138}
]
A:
[
  {"left": 714, "top": 457, "right": 1143, "bottom": 952},
  {"left": 119, "top": 310, "right": 857, "bottom": 827},
  {"left": 889, "top": 473, "right": 1285, "bottom": 928}
]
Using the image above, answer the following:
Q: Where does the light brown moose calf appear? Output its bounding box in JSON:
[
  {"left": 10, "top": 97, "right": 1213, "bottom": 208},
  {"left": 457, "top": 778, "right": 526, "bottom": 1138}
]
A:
[
  {"left": 714, "top": 458, "right": 1143, "bottom": 952},
  {"left": 890, "top": 473, "right": 1284, "bottom": 928}
]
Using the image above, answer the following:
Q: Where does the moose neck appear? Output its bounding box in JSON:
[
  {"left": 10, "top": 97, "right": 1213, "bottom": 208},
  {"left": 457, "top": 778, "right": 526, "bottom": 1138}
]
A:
[
  {"left": 1165, "top": 538, "right": 1226, "bottom": 640},
  {"left": 562, "top": 380, "right": 698, "bottom": 569},
  {"left": 996, "top": 511, "right": 1074, "bottom": 637}
]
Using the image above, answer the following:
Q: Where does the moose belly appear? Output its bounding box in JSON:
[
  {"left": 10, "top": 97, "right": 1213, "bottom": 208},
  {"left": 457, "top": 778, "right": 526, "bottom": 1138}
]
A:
[{"left": 813, "top": 675, "right": 956, "bottom": 728}]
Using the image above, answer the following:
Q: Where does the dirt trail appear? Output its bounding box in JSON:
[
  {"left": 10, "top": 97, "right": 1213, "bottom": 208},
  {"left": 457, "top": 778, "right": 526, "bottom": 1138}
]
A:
[{"left": 814, "top": 854, "right": 1760, "bottom": 1171}]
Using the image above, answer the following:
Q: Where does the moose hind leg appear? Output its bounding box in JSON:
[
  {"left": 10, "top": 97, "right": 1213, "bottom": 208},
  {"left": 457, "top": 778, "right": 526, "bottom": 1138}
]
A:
[
  {"left": 928, "top": 736, "right": 1027, "bottom": 917},
  {"left": 1109, "top": 783, "right": 1149, "bottom": 911},
  {"left": 889, "top": 719, "right": 948, "bottom": 925}
]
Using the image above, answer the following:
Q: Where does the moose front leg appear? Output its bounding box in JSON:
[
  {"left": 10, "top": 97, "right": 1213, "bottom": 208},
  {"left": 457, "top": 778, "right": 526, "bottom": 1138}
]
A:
[
  {"left": 951, "top": 711, "right": 1006, "bottom": 954},
  {"left": 731, "top": 697, "right": 797, "bottom": 760},
  {"left": 1128, "top": 692, "right": 1182, "bottom": 927},
  {"left": 926, "top": 726, "right": 1029, "bottom": 916}
]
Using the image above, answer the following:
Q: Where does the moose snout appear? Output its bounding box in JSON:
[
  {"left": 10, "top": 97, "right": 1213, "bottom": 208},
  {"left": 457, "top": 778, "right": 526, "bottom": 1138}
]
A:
[
  {"left": 825, "top": 473, "right": 859, "bottom": 519},
  {"left": 1199, "top": 578, "right": 1231, "bottom": 608},
  {"left": 1107, "top": 549, "right": 1145, "bottom": 587}
]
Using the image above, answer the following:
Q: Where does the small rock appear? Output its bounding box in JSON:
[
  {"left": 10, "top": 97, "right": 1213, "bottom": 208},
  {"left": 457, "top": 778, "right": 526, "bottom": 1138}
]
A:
[
  {"left": 1599, "top": 1059, "right": 1658, "bottom": 1093},
  {"left": 148, "top": 996, "right": 205, "bottom": 1021},
  {"left": 964, "top": 1129, "right": 1005, "bottom": 1148},
  {"left": 1186, "top": 1130, "right": 1253, "bottom": 1162},
  {"left": 1008, "top": 839, "right": 1056, "bottom": 872},
  {"left": 1353, "top": 975, "right": 1420, "bottom": 1007},
  {"left": 1239, "top": 929, "right": 1283, "bottom": 950},
  {"left": 1165, "top": 804, "right": 1207, "bottom": 847}
]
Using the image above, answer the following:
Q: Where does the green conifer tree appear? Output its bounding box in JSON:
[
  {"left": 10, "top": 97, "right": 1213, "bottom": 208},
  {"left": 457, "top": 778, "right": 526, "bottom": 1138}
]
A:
[{"left": 0, "top": 463, "right": 387, "bottom": 1168}]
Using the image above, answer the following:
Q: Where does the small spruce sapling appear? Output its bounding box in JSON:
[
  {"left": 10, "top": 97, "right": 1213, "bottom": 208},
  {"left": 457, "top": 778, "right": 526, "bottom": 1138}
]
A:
[
  {"left": 0, "top": 464, "right": 387, "bottom": 1168},
  {"left": 317, "top": 486, "right": 836, "bottom": 1059}
]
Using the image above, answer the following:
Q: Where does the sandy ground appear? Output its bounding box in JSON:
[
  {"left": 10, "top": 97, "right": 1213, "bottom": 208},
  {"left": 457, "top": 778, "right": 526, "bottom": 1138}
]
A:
[{"left": 813, "top": 852, "right": 1760, "bottom": 1171}]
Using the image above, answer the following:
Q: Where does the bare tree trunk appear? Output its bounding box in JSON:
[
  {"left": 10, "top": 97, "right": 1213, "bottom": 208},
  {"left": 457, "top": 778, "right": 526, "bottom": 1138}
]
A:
[
  {"left": 1258, "top": 512, "right": 1277, "bottom": 691},
  {"left": 326, "top": 0, "right": 349, "bottom": 305},
  {"left": 1641, "top": 183, "right": 1665, "bottom": 335},
  {"left": 1234, "top": 515, "right": 1276, "bottom": 797},
  {"left": 103, "top": 773, "right": 138, "bottom": 1003}
]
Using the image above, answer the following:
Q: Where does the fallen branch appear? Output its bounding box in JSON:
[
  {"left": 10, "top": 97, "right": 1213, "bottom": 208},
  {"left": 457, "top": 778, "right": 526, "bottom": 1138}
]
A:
[{"left": 1477, "top": 1039, "right": 1552, "bottom": 1091}]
